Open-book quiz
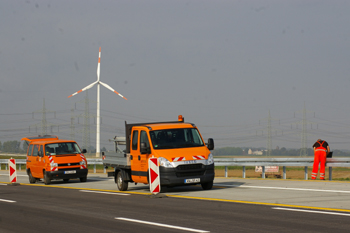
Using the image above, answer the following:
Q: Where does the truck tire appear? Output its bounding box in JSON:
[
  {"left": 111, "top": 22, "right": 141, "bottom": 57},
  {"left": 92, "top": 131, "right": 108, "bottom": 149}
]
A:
[
  {"left": 80, "top": 177, "right": 87, "bottom": 182},
  {"left": 201, "top": 181, "right": 213, "bottom": 190},
  {"left": 44, "top": 171, "right": 51, "bottom": 185},
  {"left": 116, "top": 170, "right": 128, "bottom": 191},
  {"left": 28, "top": 170, "right": 36, "bottom": 184}
]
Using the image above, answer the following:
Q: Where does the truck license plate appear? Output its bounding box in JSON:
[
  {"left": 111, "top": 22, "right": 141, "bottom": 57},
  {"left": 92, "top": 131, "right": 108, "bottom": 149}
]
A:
[
  {"left": 64, "top": 170, "right": 76, "bottom": 174},
  {"left": 184, "top": 178, "right": 200, "bottom": 184}
]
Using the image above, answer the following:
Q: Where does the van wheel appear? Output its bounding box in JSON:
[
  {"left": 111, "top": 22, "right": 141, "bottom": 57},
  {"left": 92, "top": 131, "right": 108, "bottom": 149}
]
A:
[
  {"left": 201, "top": 181, "right": 213, "bottom": 190},
  {"left": 28, "top": 170, "right": 36, "bottom": 184},
  {"left": 44, "top": 171, "right": 51, "bottom": 185},
  {"left": 63, "top": 179, "right": 69, "bottom": 183},
  {"left": 116, "top": 170, "right": 128, "bottom": 191},
  {"left": 80, "top": 177, "right": 87, "bottom": 182}
]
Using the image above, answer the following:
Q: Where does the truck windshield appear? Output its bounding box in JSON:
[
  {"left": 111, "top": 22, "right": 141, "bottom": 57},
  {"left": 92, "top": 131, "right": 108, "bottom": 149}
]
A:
[
  {"left": 149, "top": 128, "right": 204, "bottom": 149},
  {"left": 45, "top": 142, "right": 82, "bottom": 155}
]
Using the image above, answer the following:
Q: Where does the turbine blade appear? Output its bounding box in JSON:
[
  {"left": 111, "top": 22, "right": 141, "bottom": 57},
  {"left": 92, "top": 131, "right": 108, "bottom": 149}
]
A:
[
  {"left": 97, "top": 47, "right": 101, "bottom": 81},
  {"left": 68, "top": 81, "right": 98, "bottom": 98},
  {"left": 100, "top": 81, "right": 127, "bottom": 100}
]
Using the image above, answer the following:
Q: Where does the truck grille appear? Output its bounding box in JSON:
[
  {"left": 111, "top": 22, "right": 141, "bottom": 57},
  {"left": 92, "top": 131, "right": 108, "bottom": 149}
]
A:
[
  {"left": 58, "top": 163, "right": 80, "bottom": 167},
  {"left": 175, "top": 164, "right": 205, "bottom": 177}
]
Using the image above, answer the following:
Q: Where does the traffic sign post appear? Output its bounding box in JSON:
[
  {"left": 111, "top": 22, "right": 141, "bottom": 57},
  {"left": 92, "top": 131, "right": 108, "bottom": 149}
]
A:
[{"left": 149, "top": 157, "right": 160, "bottom": 194}]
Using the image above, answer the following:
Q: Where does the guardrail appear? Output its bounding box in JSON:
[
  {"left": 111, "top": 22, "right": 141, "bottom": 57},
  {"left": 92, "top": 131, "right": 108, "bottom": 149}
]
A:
[
  {"left": 1, "top": 158, "right": 350, "bottom": 181},
  {"left": 215, "top": 157, "right": 350, "bottom": 181}
]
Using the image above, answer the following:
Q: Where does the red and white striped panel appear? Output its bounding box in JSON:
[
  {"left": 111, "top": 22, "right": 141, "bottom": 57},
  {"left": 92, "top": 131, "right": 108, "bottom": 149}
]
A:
[
  {"left": 48, "top": 156, "right": 58, "bottom": 171},
  {"left": 149, "top": 157, "right": 160, "bottom": 194},
  {"left": 80, "top": 154, "right": 87, "bottom": 169},
  {"left": 192, "top": 155, "right": 205, "bottom": 160},
  {"left": 8, "top": 159, "right": 17, "bottom": 183},
  {"left": 172, "top": 157, "right": 186, "bottom": 162}
]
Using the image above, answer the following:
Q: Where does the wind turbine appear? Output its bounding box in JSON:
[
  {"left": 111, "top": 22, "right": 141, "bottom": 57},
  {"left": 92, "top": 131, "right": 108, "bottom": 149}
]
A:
[{"left": 68, "top": 47, "right": 127, "bottom": 157}]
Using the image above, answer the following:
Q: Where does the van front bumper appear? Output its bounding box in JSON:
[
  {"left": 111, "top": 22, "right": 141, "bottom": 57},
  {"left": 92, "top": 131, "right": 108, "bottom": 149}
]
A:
[
  {"left": 159, "top": 163, "right": 214, "bottom": 186},
  {"left": 46, "top": 169, "right": 88, "bottom": 180}
]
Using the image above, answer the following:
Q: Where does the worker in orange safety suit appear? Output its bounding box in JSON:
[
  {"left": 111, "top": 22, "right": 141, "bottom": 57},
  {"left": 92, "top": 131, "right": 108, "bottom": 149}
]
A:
[{"left": 311, "top": 139, "right": 330, "bottom": 180}]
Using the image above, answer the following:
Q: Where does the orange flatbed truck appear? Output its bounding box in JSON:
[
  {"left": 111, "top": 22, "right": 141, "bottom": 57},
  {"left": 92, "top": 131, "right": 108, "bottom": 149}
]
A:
[
  {"left": 21, "top": 135, "right": 88, "bottom": 185},
  {"left": 103, "top": 115, "right": 215, "bottom": 191}
]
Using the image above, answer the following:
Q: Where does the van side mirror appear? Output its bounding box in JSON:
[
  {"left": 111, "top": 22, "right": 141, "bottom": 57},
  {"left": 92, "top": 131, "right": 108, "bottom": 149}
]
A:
[
  {"left": 38, "top": 150, "right": 44, "bottom": 157},
  {"left": 82, "top": 149, "right": 87, "bottom": 154},
  {"left": 207, "top": 138, "right": 214, "bottom": 150},
  {"left": 140, "top": 142, "right": 150, "bottom": 154}
]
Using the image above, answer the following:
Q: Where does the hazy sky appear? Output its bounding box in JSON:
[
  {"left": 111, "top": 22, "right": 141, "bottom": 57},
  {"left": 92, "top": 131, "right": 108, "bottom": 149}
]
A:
[{"left": 1, "top": 0, "right": 350, "bottom": 151}]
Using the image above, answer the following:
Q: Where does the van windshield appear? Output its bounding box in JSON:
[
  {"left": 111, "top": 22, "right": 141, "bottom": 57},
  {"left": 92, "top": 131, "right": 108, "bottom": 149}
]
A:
[
  {"left": 45, "top": 142, "right": 81, "bottom": 155},
  {"left": 149, "top": 128, "right": 204, "bottom": 149}
]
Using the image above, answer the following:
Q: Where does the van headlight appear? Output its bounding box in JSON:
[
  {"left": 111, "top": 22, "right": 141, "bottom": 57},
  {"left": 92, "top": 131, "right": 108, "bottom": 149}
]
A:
[
  {"left": 158, "top": 157, "right": 174, "bottom": 168},
  {"left": 80, "top": 160, "right": 86, "bottom": 165},
  {"left": 207, "top": 153, "right": 214, "bottom": 165},
  {"left": 50, "top": 162, "right": 58, "bottom": 167}
]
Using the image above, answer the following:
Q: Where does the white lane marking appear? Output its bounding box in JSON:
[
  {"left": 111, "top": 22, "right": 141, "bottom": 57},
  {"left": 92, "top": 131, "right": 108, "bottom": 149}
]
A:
[
  {"left": 272, "top": 207, "right": 350, "bottom": 216},
  {"left": 79, "top": 190, "right": 130, "bottom": 196},
  {"left": 0, "top": 199, "right": 16, "bottom": 203},
  {"left": 219, "top": 184, "right": 350, "bottom": 193},
  {"left": 115, "top": 217, "right": 210, "bottom": 233},
  {"left": 0, "top": 174, "right": 27, "bottom": 177},
  {"left": 0, "top": 184, "right": 7, "bottom": 186}
]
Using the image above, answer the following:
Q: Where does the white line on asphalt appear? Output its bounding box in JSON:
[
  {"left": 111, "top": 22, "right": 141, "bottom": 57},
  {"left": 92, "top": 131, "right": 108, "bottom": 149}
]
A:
[
  {"left": 115, "top": 217, "right": 210, "bottom": 233},
  {"left": 0, "top": 174, "right": 27, "bottom": 177},
  {"left": 272, "top": 207, "right": 350, "bottom": 216},
  {"left": 219, "top": 184, "right": 350, "bottom": 193},
  {"left": 79, "top": 190, "right": 130, "bottom": 195},
  {"left": 0, "top": 184, "right": 7, "bottom": 186},
  {"left": 0, "top": 198, "right": 16, "bottom": 203}
]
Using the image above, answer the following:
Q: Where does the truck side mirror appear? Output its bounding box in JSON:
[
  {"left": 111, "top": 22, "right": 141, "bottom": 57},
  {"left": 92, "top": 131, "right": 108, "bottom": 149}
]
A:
[
  {"left": 207, "top": 138, "right": 214, "bottom": 150},
  {"left": 140, "top": 142, "right": 150, "bottom": 154},
  {"left": 38, "top": 150, "right": 44, "bottom": 157},
  {"left": 82, "top": 149, "right": 87, "bottom": 154}
]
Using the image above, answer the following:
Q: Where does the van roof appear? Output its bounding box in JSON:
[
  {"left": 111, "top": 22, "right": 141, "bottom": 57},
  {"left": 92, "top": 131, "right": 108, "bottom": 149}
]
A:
[{"left": 21, "top": 135, "right": 59, "bottom": 142}]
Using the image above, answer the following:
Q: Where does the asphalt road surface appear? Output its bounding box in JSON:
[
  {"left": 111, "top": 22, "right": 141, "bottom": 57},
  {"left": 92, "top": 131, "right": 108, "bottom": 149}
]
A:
[{"left": 1, "top": 172, "right": 350, "bottom": 232}]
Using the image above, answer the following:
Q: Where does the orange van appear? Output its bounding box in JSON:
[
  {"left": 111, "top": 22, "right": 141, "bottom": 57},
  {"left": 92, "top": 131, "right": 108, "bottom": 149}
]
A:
[{"left": 21, "top": 135, "right": 88, "bottom": 185}]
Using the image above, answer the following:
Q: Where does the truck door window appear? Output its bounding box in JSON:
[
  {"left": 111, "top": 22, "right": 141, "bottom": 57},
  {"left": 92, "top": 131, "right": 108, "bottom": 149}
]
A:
[
  {"left": 33, "top": 145, "right": 39, "bottom": 156},
  {"left": 132, "top": 130, "right": 139, "bottom": 150},
  {"left": 28, "top": 145, "right": 33, "bottom": 156},
  {"left": 140, "top": 130, "right": 150, "bottom": 148}
]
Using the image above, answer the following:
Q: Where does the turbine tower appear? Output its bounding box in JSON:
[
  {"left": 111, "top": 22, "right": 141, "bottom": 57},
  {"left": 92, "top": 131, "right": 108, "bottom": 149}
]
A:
[{"left": 68, "top": 47, "right": 127, "bottom": 157}]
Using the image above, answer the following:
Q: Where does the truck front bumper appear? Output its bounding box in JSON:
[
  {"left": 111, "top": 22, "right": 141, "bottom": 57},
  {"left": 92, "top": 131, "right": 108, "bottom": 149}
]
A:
[
  {"left": 159, "top": 163, "right": 214, "bottom": 186},
  {"left": 46, "top": 169, "right": 88, "bottom": 180}
]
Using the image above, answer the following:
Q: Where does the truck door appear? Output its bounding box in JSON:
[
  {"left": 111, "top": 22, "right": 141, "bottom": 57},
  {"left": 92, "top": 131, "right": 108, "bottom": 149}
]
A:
[
  {"left": 130, "top": 129, "right": 150, "bottom": 184},
  {"left": 31, "top": 145, "right": 40, "bottom": 177},
  {"left": 37, "top": 145, "right": 45, "bottom": 178},
  {"left": 139, "top": 130, "right": 151, "bottom": 183}
]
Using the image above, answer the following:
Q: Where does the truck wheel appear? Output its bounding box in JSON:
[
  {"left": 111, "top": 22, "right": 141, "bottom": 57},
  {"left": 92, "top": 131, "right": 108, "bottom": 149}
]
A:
[
  {"left": 28, "top": 170, "right": 36, "bottom": 184},
  {"left": 63, "top": 179, "right": 70, "bottom": 183},
  {"left": 201, "top": 181, "right": 213, "bottom": 190},
  {"left": 44, "top": 171, "right": 51, "bottom": 185},
  {"left": 116, "top": 170, "right": 128, "bottom": 191},
  {"left": 80, "top": 177, "right": 87, "bottom": 182}
]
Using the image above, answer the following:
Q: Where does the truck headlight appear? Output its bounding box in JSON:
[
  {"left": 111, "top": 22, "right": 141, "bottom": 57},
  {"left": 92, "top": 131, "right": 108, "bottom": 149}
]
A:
[
  {"left": 158, "top": 157, "right": 174, "bottom": 168},
  {"left": 80, "top": 160, "right": 86, "bottom": 165},
  {"left": 207, "top": 153, "right": 214, "bottom": 165},
  {"left": 50, "top": 162, "right": 58, "bottom": 167}
]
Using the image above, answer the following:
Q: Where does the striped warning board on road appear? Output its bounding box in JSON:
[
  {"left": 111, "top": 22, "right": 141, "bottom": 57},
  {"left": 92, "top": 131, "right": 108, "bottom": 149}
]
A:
[
  {"left": 149, "top": 157, "right": 160, "bottom": 194},
  {"left": 8, "top": 159, "right": 17, "bottom": 183}
]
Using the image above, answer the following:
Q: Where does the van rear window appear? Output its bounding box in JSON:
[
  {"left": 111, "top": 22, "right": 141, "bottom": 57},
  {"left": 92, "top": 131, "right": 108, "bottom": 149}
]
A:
[{"left": 45, "top": 142, "right": 81, "bottom": 155}]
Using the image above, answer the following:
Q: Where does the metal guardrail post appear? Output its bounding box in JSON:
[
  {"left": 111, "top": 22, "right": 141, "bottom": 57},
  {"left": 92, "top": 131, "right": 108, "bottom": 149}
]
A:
[
  {"left": 225, "top": 166, "right": 227, "bottom": 178},
  {"left": 329, "top": 167, "right": 332, "bottom": 181},
  {"left": 104, "top": 167, "right": 106, "bottom": 173},
  {"left": 304, "top": 166, "right": 308, "bottom": 180},
  {"left": 243, "top": 166, "right": 246, "bottom": 178},
  {"left": 283, "top": 166, "right": 286, "bottom": 179},
  {"left": 94, "top": 164, "right": 96, "bottom": 173},
  {"left": 262, "top": 166, "right": 265, "bottom": 179}
]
